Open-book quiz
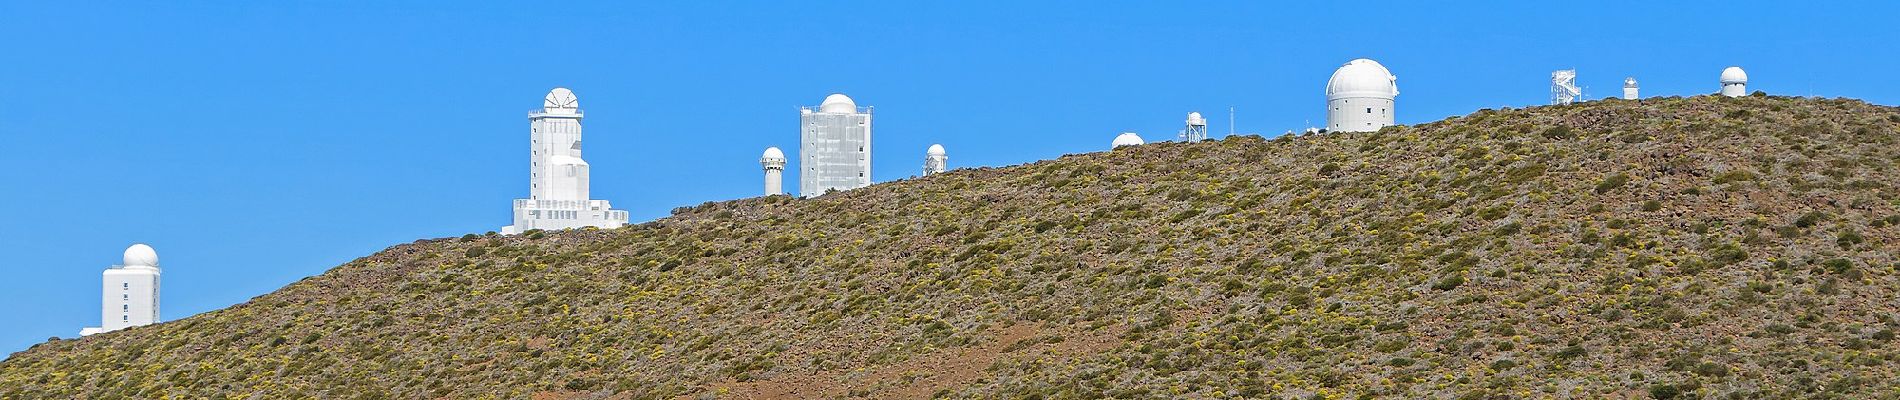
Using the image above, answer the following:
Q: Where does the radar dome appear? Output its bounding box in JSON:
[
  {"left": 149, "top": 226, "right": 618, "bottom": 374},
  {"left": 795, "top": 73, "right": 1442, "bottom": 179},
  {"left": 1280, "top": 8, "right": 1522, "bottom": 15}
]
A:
[
  {"left": 123, "top": 244, "right": 158, "bottom": 267},
  {"left": 544, "top": 87, "right": 579, "bottom": 109},
  {"left": 927, "top": 144, "right": 946, "bottom": 156},
  {"left": 1326, "top": 59, "right": 1399, "bottom": 100},
  {"left": 1720, "top": 66, "right": 1748, "bottom": 84},
  {"left": 1112, "top": 132, "right": 1145, "bottom": 148},
  {"left": 819, "top": 93, "right": 857, "bottom": 113},
  {"left": 1187, "top": 112, "right": 1206, "bottom": 125},
  {"left": 762, "top": 146, "right": 785, "bottom": 160}
]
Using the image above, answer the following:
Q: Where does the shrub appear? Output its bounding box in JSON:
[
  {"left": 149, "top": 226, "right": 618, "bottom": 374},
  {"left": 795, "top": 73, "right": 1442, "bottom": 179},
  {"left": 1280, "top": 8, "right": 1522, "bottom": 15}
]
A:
[{"left": 1595, "top": 173, "right": 1631, "bottom": 194}]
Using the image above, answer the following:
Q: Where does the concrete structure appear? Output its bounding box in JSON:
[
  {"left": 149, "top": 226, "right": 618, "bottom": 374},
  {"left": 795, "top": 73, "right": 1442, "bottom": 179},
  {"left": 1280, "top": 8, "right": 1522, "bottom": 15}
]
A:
[
  {"left": 80, "top": 244, "right": 161, "bottom": 336},
  {"left": 1112, "top": 132, "right": 1145, "bottom": 148},
  {"left": 1624, "top": 77, "right": 1640, "bottom": 100},
  {"left": 799, "top": 93, "right": 872, "bottom": 196},
  {"left": 923, "top": 144, "right": 947, "bottom": 176},
  {"left": 1326, "top": 59, "right": 1398, "bottom": 132},
  {"left": 761, "top": 147, "right": 786, "bottom": 195},
  {"left": 1720, "top": 66, "right": 1749, "bottom": 97},
  {"left": 502, "top": 88, "right": 629, "bottom": 234},
  {"left": 1180, "top": 112, "right": 1208, "bottom": 142},
  {"left": 1551, "top": 69, "right": 1582, "bottom": 105}
]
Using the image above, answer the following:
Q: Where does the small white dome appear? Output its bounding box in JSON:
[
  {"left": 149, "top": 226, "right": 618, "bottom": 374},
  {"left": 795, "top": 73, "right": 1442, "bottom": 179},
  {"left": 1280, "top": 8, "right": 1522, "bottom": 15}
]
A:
[
  {"left": 1625, "top": 77, "right": 1638, "bottom": 88},
  {"left": 544, "top": 87, "right": 579, "bottom": 109},
  {"left": 1112, "top": 132, "right": 1145, "bottom": 148},
  {"left": 1720, "top": 66, "right": 1748, "bottom": 84},
  {"left": 819, "top": 93, "right": 857, "bottom": 113},
  {"left": 761, "top": 146, "right": 785, "bottom": 160},
  {"left": 1186, "top": 112, "right": 1206, "bottom": 125},
  {"left": 123, "top": 244, "right": 158, "bottom": 267},
  {"left": 927, "top": 144, "right": 946, "bottom": 156},
  {"left": 1326, "top": 59, "right": 1399, "bottom": 100}
]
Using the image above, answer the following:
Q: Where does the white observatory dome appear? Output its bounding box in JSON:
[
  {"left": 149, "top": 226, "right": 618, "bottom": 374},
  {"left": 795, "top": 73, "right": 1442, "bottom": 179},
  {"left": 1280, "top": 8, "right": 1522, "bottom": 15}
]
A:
[
  {"left": 1720, "top": 67, "right": 1748, "bottom": 84},
  {"left": 123, "top": 243, "right": 158, "bottom": 267},
  {"left": 543, "top": 87, "right": 580, "bottom": 109},
  {"left": 1112, "top": 132, "right": 1145, "bottom": 148},
  {"left": 762, "top": 146, "right": 785, "bottom": 161},
  {"left": 1187, "top": 112, "right": 1206, "bottom": 125},
  {"left": 1326, "top": 59, "right": 1399, "bottom": 100},
  {"left": 819, "top": 93, "right": 857, "bottom": 113},
  {"left": 927, "top": 144, "right": 946, "bottom": 156}
]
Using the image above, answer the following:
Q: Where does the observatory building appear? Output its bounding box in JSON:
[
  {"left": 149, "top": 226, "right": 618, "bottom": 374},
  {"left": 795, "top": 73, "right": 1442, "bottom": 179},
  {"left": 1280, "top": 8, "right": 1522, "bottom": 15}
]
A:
[
  {"left": 80, "top": 244, "right": 161, "bottom": 336},
  {"left": 761, "top": 147, "right": 786, "bottom": 196},
  {"left": 1551, "top": 69, "right": 1582, "bottom": 105},
  {"left": 1624, "top": 77, "right": 1640, "bottom": 100},
  {"left": 1112, "top": 132, "right": 1145, "bottom": 148},
  {"left": 1720, "top": 67, "right": 1748, "bottom": 97},
  {"left": 1326, "top": 59, "right": 1399, "bottom": 132},
  {"left": 501, "top": 88, "right": 630, "bottom": 235},
  {"left": 799, "top": 93, "right": 872, "bottom": 196},
  {"left": 1180, "top": 112, "right": 1208, "bottom": 142},
  {"left": 923, "top": 144, "right": 947, "bottom": 176}
]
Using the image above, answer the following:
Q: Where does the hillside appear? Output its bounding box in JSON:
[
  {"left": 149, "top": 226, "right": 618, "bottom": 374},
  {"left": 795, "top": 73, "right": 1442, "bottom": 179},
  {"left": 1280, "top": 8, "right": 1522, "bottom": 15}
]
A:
[{"left": 7, "top": 95, "right": 1900, "bottom": 399}]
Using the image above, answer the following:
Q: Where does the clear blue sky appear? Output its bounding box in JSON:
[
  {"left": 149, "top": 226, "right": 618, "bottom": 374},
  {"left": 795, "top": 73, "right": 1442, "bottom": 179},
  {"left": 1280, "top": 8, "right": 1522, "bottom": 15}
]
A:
[{"left": 2, "top": 2, "right": 1895, "bottom": 355}]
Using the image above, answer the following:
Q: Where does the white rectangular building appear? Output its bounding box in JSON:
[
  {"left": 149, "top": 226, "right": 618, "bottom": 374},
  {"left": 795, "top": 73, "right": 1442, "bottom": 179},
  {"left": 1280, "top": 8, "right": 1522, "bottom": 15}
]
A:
[
  {"left": 502, "top": 88, "right": 629, "bottom": 234},
  {"left": 799, "top": 93, "right": 872, "bottom": 196}
]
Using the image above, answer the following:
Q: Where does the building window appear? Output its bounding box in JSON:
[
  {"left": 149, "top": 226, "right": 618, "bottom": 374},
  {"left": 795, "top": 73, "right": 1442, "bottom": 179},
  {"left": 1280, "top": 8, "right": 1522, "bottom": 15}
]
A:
[
  {"left": 122, "top": 315, "right": 128, "bottom": 322},
  {"left": 1366, "top": 108, "right": 1372, "bottom": 114},
  {"left": 123, "top": 304, "right": 129, "bottom": 311},
  {"left": 123, "top": 283, "right": 129, "bottom": 289}
]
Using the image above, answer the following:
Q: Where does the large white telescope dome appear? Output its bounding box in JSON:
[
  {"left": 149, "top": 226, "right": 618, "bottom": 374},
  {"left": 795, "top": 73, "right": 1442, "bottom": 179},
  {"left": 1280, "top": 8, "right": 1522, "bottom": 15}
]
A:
[
  {"left": 1326, "top": 59, "right": 1399, "bottom": 100},
  {"left": 927, "top": 144, "right": 946, "bottom": 156},
  {"left": 1112, "top": 132, "right": 1145, "bottom": 148},
  {"left": 819, "top": 93, "right": 857, "bottom": 113},
  {"left": 543, "top": 87, "right": 579, "bottom": 109},
  {"left": 123, "top": 243, "right": 158, "bottom": 267},
  {"left": 1720, "top": 67, "right": 1748, "bottom": 84}
]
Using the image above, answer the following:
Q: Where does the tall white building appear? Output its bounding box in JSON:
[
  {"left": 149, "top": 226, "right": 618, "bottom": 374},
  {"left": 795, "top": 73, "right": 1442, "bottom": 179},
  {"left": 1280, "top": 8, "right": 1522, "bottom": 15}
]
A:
[
  {"left": 923, "top": 144, "right": 947, "bottom": 176},
  {"left": 501, "top": 88, "right": 629, "bottom": 235},
  {"left": 1624, "top": 77, "right": 1640, "bottom": 100},
  {"left": 80, "top": 244, "right": 161, "bottom": 336},
  {"left": 761, "top": 147, "right": 786, "bottom": 196},
  {"left": 1720, "top": 66, "right": 1749, "bottom": 97},
  {"left": 799, "top": 93, "right": 872, "bottom": 196},
  {"left": 1325, "top": 59, "right": 1398, "bottom": 132}
]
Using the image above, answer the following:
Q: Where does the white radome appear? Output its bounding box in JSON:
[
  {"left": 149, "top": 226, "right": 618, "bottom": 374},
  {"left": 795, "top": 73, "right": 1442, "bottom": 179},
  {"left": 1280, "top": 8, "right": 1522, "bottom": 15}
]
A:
[
  {"left": 543, "top": 87, "right": 579, "bottom": 109},
  {"left": 1326, "top": 59, "right": 1399, "bottom": 100},
  {"left": 1187, "top": 112, "right": 1206, "bottom": 125},
  {"left": 1112, "top": 132, "right": 1145, "bottom": 148},
  {"left": 762, "top": 146, "right": 785, "bottom": 160},
  {"left": 1720, "top": 67, "right": 1748, "bottom": 84},
  {"left": 819, "top": 93, "right": 857, "bottom": 113},
  {"left": 123, "top": 243, "right": 158, "bottom": 267},
  {"left": 927, "top": 144, "right": 946, "bottom": 156}
]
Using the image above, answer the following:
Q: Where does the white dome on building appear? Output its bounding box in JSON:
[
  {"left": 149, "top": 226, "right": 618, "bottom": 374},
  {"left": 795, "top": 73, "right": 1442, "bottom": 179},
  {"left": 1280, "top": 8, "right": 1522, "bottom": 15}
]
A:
[
  {"left": 927, "top": 144, "right": 946, "bottom": 156},
  {"left": 1112, "top": 132, "right": 1145, "bottom": 148},
  {"left": 543, "top": 87, "right": 579, "bottom": 109},
  {"left": 819, "top": 93, "right": 857, "bottom": 113},
  {"left": 1187, "top": 112, "right": 1206, "bottom": 125},
  {"left": 123, "top": 243, "right": 158, "bottom": 267},
  {"left": 762, "top": 146, "right": 785, "bottom": 161},
  {"left": 1326, "top": 59, "right": 1399, "bottom": 100},
  {"left": 1720, "top": 67, "right": 1748, "bottom": 84}
]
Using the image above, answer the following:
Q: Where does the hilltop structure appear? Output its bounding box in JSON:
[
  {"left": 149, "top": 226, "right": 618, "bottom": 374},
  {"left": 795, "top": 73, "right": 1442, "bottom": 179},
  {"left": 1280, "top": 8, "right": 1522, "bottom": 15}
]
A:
[
  {"left": 923, "top": 144, "right": 947, "bottom": 176},
  {"left": 761, "top": 147, "right": 786, "bottom": 196},
  {"left": 799, "top": 93, "right": 872, "bottom": 196},
  {"left": 1551, "top": 69, "right": 1582, "bottom": 105},
  {"left": 1180, "top": 112, "right": 1208, "bottom": 142},
  {"left": 501, "top": 88, "right": 629, "bottom": 235},
  {"left": 1721, "top": 66, "right": 1749, "bottom": 97},
  {"left": 1112, "top": 132, "right": 1144, "bottom": 148},
  {"left": 1624, "top": 77, "right": 1640, "bottom": 100},
  {"left": 79, "top": 244, "right": 161, "bottom": 336},
  {"left": 1325, "top": 58, "right": 1398, "bottom": 132}
]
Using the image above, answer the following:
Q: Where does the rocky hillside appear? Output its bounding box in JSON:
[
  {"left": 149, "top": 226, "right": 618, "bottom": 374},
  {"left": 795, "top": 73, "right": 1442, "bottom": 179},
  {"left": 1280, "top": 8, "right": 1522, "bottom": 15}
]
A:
[{"left": 7, "top": 95, "right": 1900, "bottom": 399}]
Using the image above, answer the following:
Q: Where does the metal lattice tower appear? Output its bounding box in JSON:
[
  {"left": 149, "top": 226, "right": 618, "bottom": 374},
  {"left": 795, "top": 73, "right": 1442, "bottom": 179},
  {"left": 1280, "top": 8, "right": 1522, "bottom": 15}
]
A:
[
  {"left": 1179, "top": 112, "right": 1208, "bottom": 142},
  {"left": 1551, "top": 69, "right": 1582, "bottom": 105}
]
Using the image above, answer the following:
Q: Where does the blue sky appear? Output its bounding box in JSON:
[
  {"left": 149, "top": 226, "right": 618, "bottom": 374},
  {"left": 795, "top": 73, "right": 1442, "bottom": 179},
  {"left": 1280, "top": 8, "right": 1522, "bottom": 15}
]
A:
[{"left": 1, "top": 2, "right": 1895, "bottom": 355}]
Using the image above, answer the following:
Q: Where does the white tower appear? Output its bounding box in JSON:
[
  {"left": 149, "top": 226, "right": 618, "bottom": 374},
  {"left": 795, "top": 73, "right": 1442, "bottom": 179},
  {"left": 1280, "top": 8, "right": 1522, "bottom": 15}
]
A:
[
  {"left": 1179, "top": 112, "right": 1208, "bottom": 142},
  {"left": 799, "top": 93, "right": 872, "bottom": 196},
  {"left": 761, "top": 147, "right": 786, "bottom": 196},
  {"left": 1551, "top": 69, "right": 1582, "bottom": 105},
  {"left": 1112, "top": 132, "right": 1145, "bottom": 148},
  {"left": 501, "top": 88, "right": 630, "bottom": 235},
  {"left": 81, "top": 244, "right": 161, "bottom": 336},
  {"left": 1623, "top": 77, "right": 1640, "bottom": 100},
  {"left": 923, "top": 144, "right": 947, "bottom": 176},
  {"left": 1720, "top": 66, "right": 1749, "bottom": 97},
  {"left": 1325, "top": 59, "right": 1399, "bottom": 132}
]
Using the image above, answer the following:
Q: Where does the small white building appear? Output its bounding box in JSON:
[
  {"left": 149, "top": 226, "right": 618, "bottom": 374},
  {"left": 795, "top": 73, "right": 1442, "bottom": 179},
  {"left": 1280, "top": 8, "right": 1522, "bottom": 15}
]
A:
[
  {"left": 501, "top": 88, "right": 630, "bottom": 234},
  {"left": 1720, "top": 66, "right": 1749, "bottom": 97},
  {"left": 1180, "top": 112, "right": 1208, "bottom": 142},
  {"left": 81, "top": 244, "right": 161, "bottom": 336},
  {"left": 1112, "top": 132, "right": 1145, "bottom": 148},
  {"left": 923, "top": 144, "right": 947, "bottom": 176},
  {"left": 799, "top": 93, "right": 873, "bottom": 196},
  {"left": 761, "top": 147, "right": 786, "bottom": 196},
  {"left": 1325, "top": 58, "right": 1399, "bottom": 132},
  {"left": 1624, "top": 77, "right": 1640, "bottom": 100}
]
